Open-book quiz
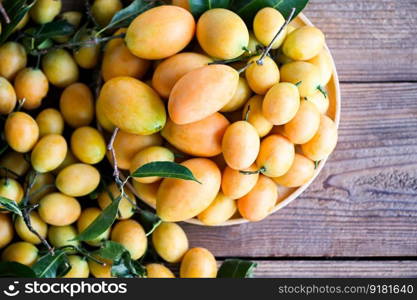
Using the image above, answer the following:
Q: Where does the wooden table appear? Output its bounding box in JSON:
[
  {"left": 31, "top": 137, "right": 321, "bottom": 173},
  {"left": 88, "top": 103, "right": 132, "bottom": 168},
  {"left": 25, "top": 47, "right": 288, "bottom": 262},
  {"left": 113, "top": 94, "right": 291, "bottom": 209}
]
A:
[{"left": 64, "top": 0, "right": 417, "bottom": 277}]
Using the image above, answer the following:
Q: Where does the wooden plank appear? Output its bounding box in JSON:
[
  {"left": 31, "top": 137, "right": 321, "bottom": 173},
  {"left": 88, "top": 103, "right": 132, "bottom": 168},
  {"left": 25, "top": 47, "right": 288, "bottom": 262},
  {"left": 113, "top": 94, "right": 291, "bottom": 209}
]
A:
[
  {"left": 252, "top": 260, "right": 417, "bottom": 278},
  {"left": 62, "top": 0, "right": 417, "bottom": 82},
  {"left": 181, "top": 82, "right": 417, "bottom": 258}
]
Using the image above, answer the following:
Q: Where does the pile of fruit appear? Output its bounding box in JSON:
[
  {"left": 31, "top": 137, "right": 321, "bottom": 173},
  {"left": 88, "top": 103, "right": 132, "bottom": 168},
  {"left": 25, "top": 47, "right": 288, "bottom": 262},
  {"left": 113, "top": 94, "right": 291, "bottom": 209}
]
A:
[{"left": 0, "top": 0, "right": 337, "bottom": 278}]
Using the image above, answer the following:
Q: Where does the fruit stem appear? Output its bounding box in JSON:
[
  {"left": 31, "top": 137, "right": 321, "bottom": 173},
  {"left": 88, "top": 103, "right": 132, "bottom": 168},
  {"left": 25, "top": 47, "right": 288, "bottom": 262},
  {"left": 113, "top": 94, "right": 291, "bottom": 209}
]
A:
[
  {"left": 237, "top": 61, "right": 254, "bottom": 74},
  {"left": 239, "top": 167, "right": 266, "bottom": 175},
  {"left": 317, "top": 85, "right": 328, "bottom": 98},
  {"left": 0, "top": 2, "right": 10, "bottom": 24},
  {"left": 256, "top": 7, "right": 296, "bottom": 66}
]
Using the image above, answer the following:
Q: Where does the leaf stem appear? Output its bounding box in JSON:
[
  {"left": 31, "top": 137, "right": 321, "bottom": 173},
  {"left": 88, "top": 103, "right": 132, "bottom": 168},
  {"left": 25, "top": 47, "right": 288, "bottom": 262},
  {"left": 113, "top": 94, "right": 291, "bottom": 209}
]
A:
[{"left": 0, "top": 2, "right": 10, "bottom": 24}]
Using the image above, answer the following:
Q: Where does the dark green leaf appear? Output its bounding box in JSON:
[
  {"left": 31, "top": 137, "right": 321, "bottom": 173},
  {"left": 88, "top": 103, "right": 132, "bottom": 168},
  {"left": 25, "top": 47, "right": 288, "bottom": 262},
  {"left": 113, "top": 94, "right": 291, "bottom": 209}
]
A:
[
  {"left": 32, "top": 249, "right": 71, "bottom": 278},
  {"left": 0, "top": 0, "right": 36, "bottom": 43},
  {"left": 111, "top": 251, "right": 146, "bottom": 278},
  {"left": 73, "top": 196, "right": 121, "bottom": 242},
  {"left": 217, "top": 259, "right": 257, "bottom": 278},
  {"left": 0, "top": 144, "right": 8, "bottom": 156},
  {"left": 94, "top": 241, "right": 126, "bottom": 262},
  {"left": 131, "top": 161, "right": 200, "bottom": 183},
  {"left": 0, "top": 262, "right": 36, "bottom": 278},
  {"left": 231, "top": 0, "right": 309, "bottom": 24},
  {"left": 24, "top": 20, "right": 75, "bottom": 40},
  {"left": 0, "top": 195, "right": 22, "bottom": 216},
  {"left": 136, "top": 209, "right": 161, "bottom": 236},
  {"left": 98, "top": 0, "right": 163, "bottom": 33},
  {"left": 189, "top": 0, "right": 232, "bottom": 17}
]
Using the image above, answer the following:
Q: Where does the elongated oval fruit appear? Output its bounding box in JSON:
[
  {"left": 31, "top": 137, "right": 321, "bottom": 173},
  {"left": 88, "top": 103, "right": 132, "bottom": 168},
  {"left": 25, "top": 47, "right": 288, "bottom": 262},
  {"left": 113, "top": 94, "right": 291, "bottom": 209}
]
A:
[
  {"left": 146, "top": 264, "right": 175, "bottom": 278},
  {"left": 307, "top": 49, "right": 333, "bottom": 86},
  {"left": 0, "top": 42, "right": 27, "bottom": 80},
  {"left": 5, "top": 112, "right": 39, "bottom": 153},
  {"left": 31, "top": 134, "right": 67, "bottom": 173},
  {"left": 56, "top": 163, "right": 100, "bottom": 197},
  {"left": 1, "top": 242, "right": 38, "bottom": 266},
  {"left": 14, "top": 211, "right": 47, "bottom": 244},
  {"left": 36, "top": 108, "right": 64, "bottom": 137},
  {"left": 152, "top": 222, "right": 189, "bottom": 263},
  {"left": 221, "top": 164, "right": 259, "bottom": 200},
  {"left": 38, "top": 192, "right": 81, "bottom": 226},
  {"left": 301, "top": 115, "right": 338, "bottom": 161},
  {"left": 126, "top": 5, "right": 195, "bottom": 60},
  {"left": 0, "top": 178, "right": 23, "bottom": 205},
  {"left": 283, "top": 100, "right": 321, "bottom": 144},
  {"left": 273, "top": 154, "right": 315, "bottom": 188},
  {"left": 245, "top": 55, "right": 280, "bottom": 95},
  {"left": 161, "top": 113, "right": 230, "bottom": 157},
  {"left": 152, "top": 52, "right": 212, "bottom": 98},
  {"left": 238, "top": 175, "right": 277, "bottom": 222},
  {"left": 221, "top": 77, "right": 252, "bottom": 113},
  {"left": 60, "top": 83, "right": 94, "bottom": 128},
  {"left": 222, "top": 121, "right": 260, "bottom": 170},
  {"left": 42, "top": 49, "right": 79, "bottom": 88},
  {"left": 280, "top": 61, "right": 321, "bottom": 97},
  {"left": 197, "top": 8, "right": 249, "bottom": 59},
  {"left": 14, "top": 68, "right": 49, "bottom": 110},
  {"left": 253, "top": 7, "right": 287, "bottom": 49},
  {"left": 242, "top": 95, "right": 273, "bottom": 137},
  {"left": 283, "top": 26, "right": 325, "bottom": 61},
  {"left": 63, "top": 255, "right": 89, "bottom": 278},
  {"left": 111, "top": 220, "right": 147, "bottom": 260},
  {"left": 157, "top": 158, "right": 221, "bottom": 222},
  {"left": 71, "top": 126, "right": 106, "bottom": 164},
  {"left": 0, "top": 77, "right": 17, "bottom": 115},
  {"left": 262, "top": 82, "right": 300, "bottom": 125},
  {"left": 169, "top": 65, "right": 239, "bottom": 124},
  {"left": 197, "top": 192, "right": 237, "bottom": 226},
  {"left": 256, "top": 134, "right": 295, "bottom": 177},
  {"left": 0, "top": 214, "right": 14, "bottom": 248},
  {"left": 99, "top": 77, "right": 166, "bottom": 135},
  {"left": 180, "top": 248, "right": 217, "bottom": 278}
]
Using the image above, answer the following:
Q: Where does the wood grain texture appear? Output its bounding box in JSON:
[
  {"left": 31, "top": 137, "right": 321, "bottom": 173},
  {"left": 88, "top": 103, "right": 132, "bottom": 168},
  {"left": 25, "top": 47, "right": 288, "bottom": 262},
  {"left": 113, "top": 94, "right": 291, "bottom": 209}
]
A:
[{"left": 181, "top": 82, "right": 417, "bottom": 258}]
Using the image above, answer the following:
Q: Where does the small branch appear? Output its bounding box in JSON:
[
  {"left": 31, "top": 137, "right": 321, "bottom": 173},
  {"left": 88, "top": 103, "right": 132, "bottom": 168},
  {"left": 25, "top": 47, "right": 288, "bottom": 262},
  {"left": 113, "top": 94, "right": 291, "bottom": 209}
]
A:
[
  {"left": 256, "top": 8, "right": 296, "bottom": 65},
  {"left": 238, "top": 61, "right": 254, "bottom": 74},
  {"left": 107, "top": 128, "right": 121, "bottom": 182},
  {"left": 0, "top": 2, "right": 10, "bottom": 24}
]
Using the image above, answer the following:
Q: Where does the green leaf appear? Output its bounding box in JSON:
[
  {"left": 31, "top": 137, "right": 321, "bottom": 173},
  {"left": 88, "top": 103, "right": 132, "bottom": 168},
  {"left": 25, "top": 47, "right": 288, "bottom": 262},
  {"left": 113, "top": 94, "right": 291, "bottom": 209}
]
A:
[
  {"left": 189, "top": 0, "right": 232, "bottom": 17},
  {"left": 217, "top": 259, "right": 257, "bottom": 278},
  {"left": 98, "top": 0, "right": 163, "bottom": 34},
  {"left": 0, "top": 0, "right": 36, "bottom": 43},
  {"left": 131, "top": 161, "right": 200, "bottom": 183},
  {"left": 111, "top": 251, "right": 147, "bottom": 278},
  {"left": 0, "top": 262, "right": 36, "bottom": 278},
  {"left": 73, "top": 196, "right": 121, "bottom": 242},
  {"left": 137, "top": 210, "right": 161, "bottom": 236},
  {"left": 231, "top": 0, "right": 309, "bottom": 24},
  {"left": 32, "top": 249, "right": 71, "bottom": 278},
  {"left": 0, "top": 195, "right": 22, "bottom": 216},
  {"left": 94, "top": 241, "right": 126, "bottom": 262}
]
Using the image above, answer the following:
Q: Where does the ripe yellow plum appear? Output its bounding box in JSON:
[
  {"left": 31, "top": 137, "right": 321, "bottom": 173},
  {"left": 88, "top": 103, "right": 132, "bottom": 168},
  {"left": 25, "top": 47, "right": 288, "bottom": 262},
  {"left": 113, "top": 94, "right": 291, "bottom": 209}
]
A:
[
  {"left": 111, "top": 220, "right": 147, "bottom": 260},
  {"left": 180, "top": 248, "right": 217, "bottom": 278},
  {"left": 56, "top": 164, "right": 100, "bottom": 197},
  {"left": 283, "top": 26, "right": 325, "bottom": 61},
  {"left": 38, "top": 193, "right": 81, "bottom": 226},
  {"left": 280, "top": 61, "right": 322, "bottom": 97},
  {"left": 242, "top": 95, "right": 273, "bottom": 137},
  {"left": 5, "top": 112, "right": 39, "bottom": 153},
  {"left": 36, "top": 108, "right": 65, "bottom": 137},
  {"left": 152, "top": 222, "right": 189, "bottom": 263},
  {"left": 31, "top": 134, "right": 67, "bottom": 173},
  {"left": 14, "top": 68, "right": 49, "bottom": 110},
  {"left": 60, "top": 83, "right": 94, "bottom": 128},
  {"left": 42, "top": 49, "right": 79, "bottom": 88},
  {"left": 253, "top": 7, "right": 287, "bottom": 49},
  {"left": 71, "top": 127, "right": 106, "bottom": 164},
  {"left": 221, "top": 164, "right": 259, "bottom": 199},
  {"left": 198, "top": 193, "right": 237, "bottom": 226},
  {"left": 273, "top": 154, "right": 315, "bottom": 188},
  {"left": 245, "top": 56, "right": 280, "bottom": 95},
  {"left": 0, "top": 77, "right": 16, "bottom": 114}
]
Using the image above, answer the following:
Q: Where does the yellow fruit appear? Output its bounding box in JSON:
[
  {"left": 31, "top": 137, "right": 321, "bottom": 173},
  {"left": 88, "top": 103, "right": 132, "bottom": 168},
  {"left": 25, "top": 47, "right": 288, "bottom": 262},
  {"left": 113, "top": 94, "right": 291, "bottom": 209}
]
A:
[
  {"left": 111, "top": 220, "right": 147, "bottom": 260},
  {"left": 14, "top": 68, "right": 49, "bottom": 110},
  {"left": 221, "top": 77, "right": 252, "bottom": 113},
  {"left": 48, "top": 225, "right": 80, "bottom": 250},
  {"left": 152, "top": 222, "right": 188, "bottom": 263},
  {"left": 198, "top": 192, "right": 237, "bottom": 226},
  {"left": 305, "top": 90, "right": 329, "bottom": 114},
  {"left": 152, "top": 52, "right": 212, "bottom": 98},
  {"left": 0, "top": 214, "right": 14, "bottom": 248},
  {"left": 280, "top": 61, "right": 322, "bottom": 97},
  {"left": 0, "top": 152, "right": 30, "bottom": 178},
  {"left": 283, "top": 100, "right": 321, "bottom": 144},
  {"left": 180, "top": 248, "right": 217, "bottom": 278},
  {"left": 5, "top": 112, "right": 39, "bottom": 153},
  {"left": 0, "top": 42, "right": 27, "bottom": 80},
  {"left": 263, "top": 82, "right": 300, "bottom": 125},
  {"left": 301, "top": 115, "right": 338, "bottom": 161},
  {"left": 247, "top": 32, "right": 262, "bottom": 55},
  {"left": 99, "top": 77, "right": 166, "bottom": 135},
  {"left": 60, "top": 83, "right": 94, "bottom": 128},
  {"left": 111, "top": 130, "right": 163, "bottom": 170},
  {"left": 222, "top": 121, "right": 260, "bottom": 170},
  {"left": 74, "top": 35, "right": 100, "bottom": 69},
  {"left": 221, "top": 164, "right": 259, "bottom": 200},
  {"left": 53, "top": 150, "right": 79, "bottom": 175},
  {"left": 157, "top": 158, "right": 221, "bottom": 222},
  {"left": 42, "top": 49, "right": 79, "bottom": 88},
  {"left": 91, "top": 0, "right": 123, "bottom": 27},
  {"left": 14, "top": 212, "right": 48, "bottom": 244},
  {"left": 28, "top": 173, "right": 55, "bottom": 204},
  {"left": 238, "top": 175, "right": 277, "bottom": 222},
  {"left": 1, "top": 242, "right": 38, "bottom": 266},
  {"left": 30, "top": 0, "right": 62, "bottom": 24},
  {"left": 245, "top": 55, "right": 280, "bottom": 95},
  {"left": 256, "top": 134, "right": 295, "bottom": 177},
  {"left": 197, "top": 9, "right": 249, "bottom": 59},
  {"left": 253, "top": 7, "right": 287, "bottom": 49},
  {"left": 132, "top": 181, "right": 159, "bottom": 208},
  {"left": 242, "top": 95, "right": 273, "bottom": 137},
  {"left": 97, "top": 183, "right": 136, "bottom": 220},
  {"left": 146, "top": 264, "right": 175, "bottom": 278},
  {"left": 0, "top": 77, "right": 16, "bottom": 114},
  {"left": 36, "top": 108, "right": 65, "bottom": 137},
  {"left": 307, "top": 49, "right": 333, "bottom": 86},
  {"left": 71, "top": 127, "right": 106, "bottom": 164},
  {"left": 126, "top": 5, "right": 195, "bottom": 60},
  {"left": 88, "top": 256, "right": 113, "bottom": 278},
  {"left": 31, "top": 134, "right": 67, "bottom": 173},
  {"left": 168, "top": 65, "right": 239, "bottom": 124},
  {"left": 0, "top": 178, "right": 24, "bottom": 205},
  {"left": 283, "top": 26, "right": 325, "bottom": 61},
  {"left": 38, "top": 193, "right": 81, "bottom": 226},
  {"left": 161, "top": 113, "right": 230, "bottom": 157},
  {"left": 96, "top": 96, "right": 115, "bottom": 132},
  {"left": 273, "top": 154, "right": 315, "bottom": 188},
  {"left": 63, "top": 255, "right": 89, "bottom": 278},
  {"left": 56, "top": 164, "right": 100, "bottom": 197},
  {"left": 130, "top": 146, "right": 175, "bottom": 184},
  {"left": 77, "top": 208, "right": 110, "bottom": 246}
]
